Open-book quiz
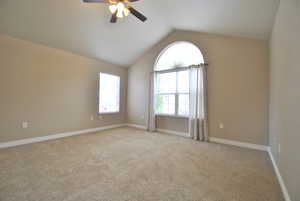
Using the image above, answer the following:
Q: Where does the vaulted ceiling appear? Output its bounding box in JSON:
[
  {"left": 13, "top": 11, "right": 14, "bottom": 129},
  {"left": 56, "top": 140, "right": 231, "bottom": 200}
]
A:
[{"left": 0, "top": 0, "right": 279, "bottom": 67}]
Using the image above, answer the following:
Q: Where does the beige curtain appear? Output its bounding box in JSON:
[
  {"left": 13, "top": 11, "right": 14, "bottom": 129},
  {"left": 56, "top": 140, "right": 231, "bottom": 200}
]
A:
[
  {"left": 147, "top": 72, "right": 156, "bottom": 132},
  {"left": 188, "top": 64, "right": 209, "bottom": 141}
]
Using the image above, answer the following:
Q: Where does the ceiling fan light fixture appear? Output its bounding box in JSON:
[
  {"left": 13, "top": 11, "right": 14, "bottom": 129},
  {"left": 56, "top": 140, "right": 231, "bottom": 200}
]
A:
[
  {"left": 117, "top": 2, "right": 125, "bottom": 10},
  {"left": 116, "top": 10, "right": 123, "bottom": 18},
  {"left": 124, "top": 7, "right": 130, "bottom": 16},
  {"left": 83, "top": 0, "right": 147, "bottom": 23},
  {"left": 109, "top": 4, "right": 117, "bottom": 14},
  {"left": 116, "top": 2, "right": 125, "bottom": 18}
]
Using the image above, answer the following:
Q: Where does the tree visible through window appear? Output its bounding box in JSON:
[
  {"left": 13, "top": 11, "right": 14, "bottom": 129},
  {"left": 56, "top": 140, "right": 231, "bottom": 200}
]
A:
[{"left": 155, "top": 42, "right": 204, "bottom": 117}]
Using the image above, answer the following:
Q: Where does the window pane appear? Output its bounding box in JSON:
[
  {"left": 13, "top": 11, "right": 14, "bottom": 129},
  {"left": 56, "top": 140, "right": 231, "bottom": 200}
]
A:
[
  {"left": 156, "top": 94, "right": 175, "bottom": 115},
  {"left": 99, "top": 73, "right": 120, "bottom": 113},
  {"left": 156, "top": 72, "right": 176, "bottom": 93},
  {"left": 177, "top": 70, "right": 189, "bottom": 93},
  {"left": 155, "top": 42, "right": 204, "bottom": 71},
  {"left": 178, "top": 94, "right": 189, "bottom": 116}
]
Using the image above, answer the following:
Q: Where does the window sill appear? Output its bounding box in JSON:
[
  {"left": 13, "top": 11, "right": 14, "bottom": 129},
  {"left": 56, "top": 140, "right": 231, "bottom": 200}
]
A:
[
  {"left": 98, "top": 112, "right": 120, "bottom": 115},
  {"left": 156, "top": 114, "right": 189, "bottom": 119}
]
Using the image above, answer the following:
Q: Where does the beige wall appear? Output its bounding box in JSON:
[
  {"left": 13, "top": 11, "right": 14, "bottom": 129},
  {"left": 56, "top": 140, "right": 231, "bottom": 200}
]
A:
[
  {"left": 128, "top": 30, "right": 269, "bottom": 145},
  {"left": 0, "top": 34, "right": 127, "bottom": 142},
  {"left": 156, "top": 116, "right": 189, "bottom": 133},
  {"left": 269, "top": 0, "right": 300, "bottom": 200}
]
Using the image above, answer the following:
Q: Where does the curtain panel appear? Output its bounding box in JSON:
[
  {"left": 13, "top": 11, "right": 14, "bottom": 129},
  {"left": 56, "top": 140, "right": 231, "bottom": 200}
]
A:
[
  {"left": 147, "top": 72, "right": 156, "bottom": 132},
  {"left": 188, "top": 65, "right": 209, "bottom": 141}
]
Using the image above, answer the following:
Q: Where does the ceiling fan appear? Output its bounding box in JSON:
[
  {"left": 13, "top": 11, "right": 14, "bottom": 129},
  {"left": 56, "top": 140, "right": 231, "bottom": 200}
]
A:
[{"left": 83, "top": 0, "right": 147, "bottom": 23}]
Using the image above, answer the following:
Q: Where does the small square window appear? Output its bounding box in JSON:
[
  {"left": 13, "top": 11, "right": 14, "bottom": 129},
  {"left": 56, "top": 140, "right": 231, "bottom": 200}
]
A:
[
  {"left": 157, "top": 72, "right": 176, "bottom": 94},
  {"left": 156, "top": 94, "right": 175, "bottom": 115}
]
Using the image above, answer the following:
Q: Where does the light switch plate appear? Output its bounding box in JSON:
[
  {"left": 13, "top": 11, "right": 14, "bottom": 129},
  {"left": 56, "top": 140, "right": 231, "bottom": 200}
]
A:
[
  {"left": 219, "top": 123, "right": 224, "bottom": 129},
  {"left": 22, "top": 122, "right": 28, "bottom": 129}
]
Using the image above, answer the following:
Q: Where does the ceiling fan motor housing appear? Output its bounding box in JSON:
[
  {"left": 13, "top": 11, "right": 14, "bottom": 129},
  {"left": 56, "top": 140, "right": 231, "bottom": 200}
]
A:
[{"left": 83, "top": 0, "right": 147, "bottom": 23}]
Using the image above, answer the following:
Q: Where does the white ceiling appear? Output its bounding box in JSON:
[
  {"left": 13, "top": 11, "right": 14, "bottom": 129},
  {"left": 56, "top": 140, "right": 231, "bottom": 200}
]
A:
[{"left": 0, "top": 0, "right": 279, "bottom": 67}]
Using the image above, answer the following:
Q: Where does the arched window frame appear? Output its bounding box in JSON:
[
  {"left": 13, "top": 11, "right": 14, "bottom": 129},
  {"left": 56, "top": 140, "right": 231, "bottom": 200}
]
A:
[
  {"left": 154, "top": 41, "right": 204, "bottom": 117},
  {"left": 154, "top": 41, "right": 204, "bottom": 71}
]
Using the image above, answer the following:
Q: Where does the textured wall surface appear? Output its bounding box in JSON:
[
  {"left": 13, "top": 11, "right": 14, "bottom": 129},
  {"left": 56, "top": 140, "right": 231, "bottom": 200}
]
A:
[
  {"left": 269, "top": 0, "right": 300, "bottom": 200},
  {"left": 0, "top": 34, "right": 127, "bottom": 142}
]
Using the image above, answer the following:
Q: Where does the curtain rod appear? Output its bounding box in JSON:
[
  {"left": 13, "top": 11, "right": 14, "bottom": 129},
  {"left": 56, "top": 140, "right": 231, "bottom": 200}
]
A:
[{"left": 152, "top": 63, "right": 209, "bottom": 73}]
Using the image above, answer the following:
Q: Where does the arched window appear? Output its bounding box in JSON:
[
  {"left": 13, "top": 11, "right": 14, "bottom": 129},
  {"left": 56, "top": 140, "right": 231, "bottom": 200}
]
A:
[
  {"left": 155, "top": 41, "right": 204, "bottom": 71},
  {"left": 154, "top": 42, "right": 204, "bottom": 117}
]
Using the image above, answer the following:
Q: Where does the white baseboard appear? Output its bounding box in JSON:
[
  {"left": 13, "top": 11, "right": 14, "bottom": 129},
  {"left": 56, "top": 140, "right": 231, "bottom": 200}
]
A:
[
  {"left": 125, "top": 125, "right": 269, "bottom": 150},
  {"left": 126, "top": 124, "right": 190, "bottom": 138},
  {"left": 210, "top": 137, "right": 291, "bottom": 201},
  {"left": 0, "top": 124, "right": 127, "bottom": 149},
  {"left": 126, "top": 124, "right": 147, "bottom": 130},
  {"left": 209, "top": 137, "right": 269, "bottom": 151},
  {"left": 268, "top": 148, "right": 291, "bottom": 201},
  {"left": 156, "top": 128, "right": 190, "bottom": 138}
]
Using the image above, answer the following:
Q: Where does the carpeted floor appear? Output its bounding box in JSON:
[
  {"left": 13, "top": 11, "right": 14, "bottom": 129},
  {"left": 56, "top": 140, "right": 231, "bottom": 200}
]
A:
[{"left": 0, "top": 127, "right": 284, "bottom": 201}]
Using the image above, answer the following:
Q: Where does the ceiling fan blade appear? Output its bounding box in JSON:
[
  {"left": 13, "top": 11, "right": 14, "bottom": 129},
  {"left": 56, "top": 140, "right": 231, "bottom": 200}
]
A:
[
  {"left": 83, "top": 0, "right": 108, "bottom": 3},
  {"left": 127, "top": 0, "right": 140, "bottom": 2},
  {"left": 110, "top": 12, "right": 117, "bottom": 23},
  {"left": 128, "top": 7, "right": 147, "bottom": 22}
]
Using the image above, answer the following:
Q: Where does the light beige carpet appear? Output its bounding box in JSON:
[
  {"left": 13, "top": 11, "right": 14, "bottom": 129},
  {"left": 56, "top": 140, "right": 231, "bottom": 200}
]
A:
[{"left": 0, "top": 127, "right": 284, "bottom": 201}]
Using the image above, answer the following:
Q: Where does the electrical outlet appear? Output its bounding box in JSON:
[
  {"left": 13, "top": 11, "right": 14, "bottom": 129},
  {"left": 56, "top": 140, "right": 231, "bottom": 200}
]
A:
[
  {"left": 278, "top": 144, "right": 281, "bottom": 153},
  {"left": 219, "top": 123, "right": 224, "bottom": 129},
  {"left": 90, "top": 116, "right": 94, "bottom": 121},
  {"left": 22, "top": 122, "right": 28, "bottom": 129}
]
